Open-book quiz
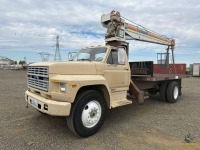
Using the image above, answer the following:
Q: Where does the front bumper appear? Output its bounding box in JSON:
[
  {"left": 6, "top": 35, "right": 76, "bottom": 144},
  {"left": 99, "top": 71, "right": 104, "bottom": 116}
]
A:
[{"left": 25, "top": 90, "right": 71, "bottom": 116}]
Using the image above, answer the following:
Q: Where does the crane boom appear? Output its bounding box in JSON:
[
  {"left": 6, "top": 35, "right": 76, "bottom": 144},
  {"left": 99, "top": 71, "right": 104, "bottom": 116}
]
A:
[
  {"left": 101, "top": 10, "right": 176, "bottom": 73},
  {"left": 101, "top": 11, "right": 175, "bottom": 47}
]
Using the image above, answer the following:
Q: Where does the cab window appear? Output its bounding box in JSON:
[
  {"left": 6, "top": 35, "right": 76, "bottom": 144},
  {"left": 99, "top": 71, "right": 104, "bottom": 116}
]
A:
[
  {"left": 118, "top": 47, "right": 126, "bottom": 65},
  {"left": 107, "top": 48, "right": 126, "bottom": 65}
]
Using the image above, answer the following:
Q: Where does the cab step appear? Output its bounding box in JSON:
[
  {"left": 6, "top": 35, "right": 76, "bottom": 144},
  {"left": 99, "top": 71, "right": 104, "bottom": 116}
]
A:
[
  {"left": 111, "top": 99, "right": 132, "bottom": 108},
  {"left": 127, "top": 95, "right": 149, "bottom": 101}
]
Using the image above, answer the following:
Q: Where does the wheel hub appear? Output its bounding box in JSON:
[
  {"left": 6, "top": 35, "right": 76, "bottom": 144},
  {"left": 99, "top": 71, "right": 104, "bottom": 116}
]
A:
[
  {"left": 81, "top": 100, "right": 102, "bottom": 128},
  {"left": 90, "top": 109, "right": 97, "bottom": 118},
  {"left": 173, "top": 86, "right": 179, "bottom": 99}
]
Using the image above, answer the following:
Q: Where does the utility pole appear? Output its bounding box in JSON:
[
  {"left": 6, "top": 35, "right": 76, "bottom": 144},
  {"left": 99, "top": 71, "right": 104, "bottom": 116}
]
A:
[{"left": 54, "top": 35, "right": 61, "bottom": 61}]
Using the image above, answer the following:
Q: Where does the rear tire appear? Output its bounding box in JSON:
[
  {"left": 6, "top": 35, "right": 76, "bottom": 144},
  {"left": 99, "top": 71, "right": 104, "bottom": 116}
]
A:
[
  {"left": 159, "top": 81, "right": 168, "bottom": 101},
  {"left": 67, "top": 90, "right": 106, "bottom": 137},
  {"left": 167, "top": 81, "right": 179, "bottom": 103}
]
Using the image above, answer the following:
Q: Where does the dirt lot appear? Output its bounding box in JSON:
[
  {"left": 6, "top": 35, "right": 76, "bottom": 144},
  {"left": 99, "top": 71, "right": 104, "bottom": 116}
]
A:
[{"left": 0, "top": 70, "right": 199, "bottom": 150}]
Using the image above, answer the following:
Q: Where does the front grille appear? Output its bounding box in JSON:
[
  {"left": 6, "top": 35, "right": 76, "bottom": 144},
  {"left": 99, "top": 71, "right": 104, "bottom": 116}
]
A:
[{"left": 27, "top": 67, "right": 49, "bottom": 92}]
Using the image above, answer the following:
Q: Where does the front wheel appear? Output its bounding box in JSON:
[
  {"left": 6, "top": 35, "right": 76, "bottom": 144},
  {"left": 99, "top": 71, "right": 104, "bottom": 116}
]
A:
[{"left": 67, "top": 90, "right": 106, "bottom": 137}]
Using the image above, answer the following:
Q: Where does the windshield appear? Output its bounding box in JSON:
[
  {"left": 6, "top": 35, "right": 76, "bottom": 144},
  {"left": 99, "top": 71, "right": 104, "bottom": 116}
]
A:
[{"left": 72, "top": 47, "right": 107, "bottom": 62}]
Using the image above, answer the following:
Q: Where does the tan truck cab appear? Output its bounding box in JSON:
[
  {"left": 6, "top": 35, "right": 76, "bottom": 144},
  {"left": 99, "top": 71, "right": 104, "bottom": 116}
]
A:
[{"left": 25, "top": 45, "right": 132, "bottom": 136}]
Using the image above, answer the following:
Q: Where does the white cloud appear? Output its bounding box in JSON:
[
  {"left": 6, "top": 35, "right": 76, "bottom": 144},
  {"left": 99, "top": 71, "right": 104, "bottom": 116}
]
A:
[{"left": 0, "top": 0, "right": 200, "bottom": 64}]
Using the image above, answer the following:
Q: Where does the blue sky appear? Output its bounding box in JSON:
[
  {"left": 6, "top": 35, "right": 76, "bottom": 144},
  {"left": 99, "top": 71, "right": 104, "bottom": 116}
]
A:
[{"left": 0, "top": 0, "right": 200, "bottom": 66}]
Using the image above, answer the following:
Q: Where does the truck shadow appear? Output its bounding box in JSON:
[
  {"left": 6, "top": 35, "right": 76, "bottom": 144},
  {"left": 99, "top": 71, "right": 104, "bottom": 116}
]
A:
[{"left": 26, "top": 112, "right": 76, "bottom": 138}]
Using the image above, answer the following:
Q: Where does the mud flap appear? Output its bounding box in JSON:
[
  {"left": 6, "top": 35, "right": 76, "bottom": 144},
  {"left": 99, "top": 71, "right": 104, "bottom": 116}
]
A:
[{"left": 129, "top": 80, "right": 144, "bottom": 104}]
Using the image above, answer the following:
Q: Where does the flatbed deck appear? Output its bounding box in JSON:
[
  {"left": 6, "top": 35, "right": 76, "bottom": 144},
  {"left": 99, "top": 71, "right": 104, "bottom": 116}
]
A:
[{"left": 132, "top": 74, "right": 188, "bottom": 81}]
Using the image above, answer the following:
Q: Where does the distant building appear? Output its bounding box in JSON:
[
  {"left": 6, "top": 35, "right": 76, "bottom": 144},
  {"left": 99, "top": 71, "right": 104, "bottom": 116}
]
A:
[
  {"left": 193, "top": 63, "right": 200, "bottom": 77},
  {"left": 189, "top": 64, "right": 193, "bottom": 75},
  {"left": 0, "top": 57, "right": 15, "bottom": 68},
  {"left": 28, "top": 62, "right": 36, "bottom": 65}
]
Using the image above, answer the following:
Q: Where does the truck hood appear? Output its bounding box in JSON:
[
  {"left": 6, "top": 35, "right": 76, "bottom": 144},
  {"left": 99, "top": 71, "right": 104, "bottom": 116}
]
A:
[{"left": 29, "top": 61, "right": 98, "bottom": 75}]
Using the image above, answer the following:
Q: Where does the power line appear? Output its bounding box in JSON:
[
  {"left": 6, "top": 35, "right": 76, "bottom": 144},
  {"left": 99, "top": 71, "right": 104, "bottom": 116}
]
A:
[{"left": 38, "top": 52, "right": 53, "bottom": 61}]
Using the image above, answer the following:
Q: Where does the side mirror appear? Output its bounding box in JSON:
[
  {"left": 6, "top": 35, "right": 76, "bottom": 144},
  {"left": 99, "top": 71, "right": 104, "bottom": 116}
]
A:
[{"left": 68, "top": 52, "right": 77, "bottom": 61}]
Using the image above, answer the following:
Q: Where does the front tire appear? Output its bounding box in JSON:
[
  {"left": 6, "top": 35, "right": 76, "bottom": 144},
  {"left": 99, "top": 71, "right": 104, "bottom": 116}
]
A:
[
  {"left": 167, "top": 81, "right": 179, "bottom": 103},
  {"left": 67, "top": 90, "right": 106, "bottom": 137}
]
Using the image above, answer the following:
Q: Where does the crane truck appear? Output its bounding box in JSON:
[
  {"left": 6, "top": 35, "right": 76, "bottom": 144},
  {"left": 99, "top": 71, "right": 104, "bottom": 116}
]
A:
[{"left": 25, "top": 11, "right": 186, "bottom": 137}]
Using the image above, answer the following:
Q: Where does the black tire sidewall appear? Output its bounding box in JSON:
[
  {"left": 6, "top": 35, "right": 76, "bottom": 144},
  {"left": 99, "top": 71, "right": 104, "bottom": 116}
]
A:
[
  {"left": 159, "top": 81, "right": 168, "bottom": 101},
  {"left": 72, "top": 91, "right": 106, "bottom": 137}
]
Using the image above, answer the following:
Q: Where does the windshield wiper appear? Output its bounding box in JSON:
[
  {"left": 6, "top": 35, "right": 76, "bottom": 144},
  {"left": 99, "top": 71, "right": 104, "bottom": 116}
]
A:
[{"left": 77, "top": 58, "right": 91, "bottom": 61}]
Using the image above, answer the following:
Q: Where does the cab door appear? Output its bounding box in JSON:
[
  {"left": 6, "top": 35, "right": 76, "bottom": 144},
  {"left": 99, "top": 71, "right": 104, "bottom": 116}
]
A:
[{"left": 104, "top": 47, "right": 130, "bottom": 92}]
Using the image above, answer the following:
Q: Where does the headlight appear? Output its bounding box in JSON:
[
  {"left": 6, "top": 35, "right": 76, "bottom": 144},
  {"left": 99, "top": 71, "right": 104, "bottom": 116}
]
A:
[{"left": 60, "top": 83, "right": 67, "bottom": 93}]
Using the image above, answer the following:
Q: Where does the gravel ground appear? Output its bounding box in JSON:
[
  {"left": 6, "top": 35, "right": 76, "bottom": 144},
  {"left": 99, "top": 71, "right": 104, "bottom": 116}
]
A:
[{"left": 0, "top": 70, "right": 199, "bottom": 150}]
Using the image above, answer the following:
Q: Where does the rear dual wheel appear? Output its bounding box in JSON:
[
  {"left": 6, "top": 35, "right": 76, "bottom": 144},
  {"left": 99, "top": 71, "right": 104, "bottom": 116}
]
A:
[
  {"left": 159, "top": 81, "right": 180, "bottom": 103},
  {"left": 167, "top": 81, "right": 179, "bottom": 103},
  {"left": 159, "top": 81, "right": 168, "bottom": 101}
]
